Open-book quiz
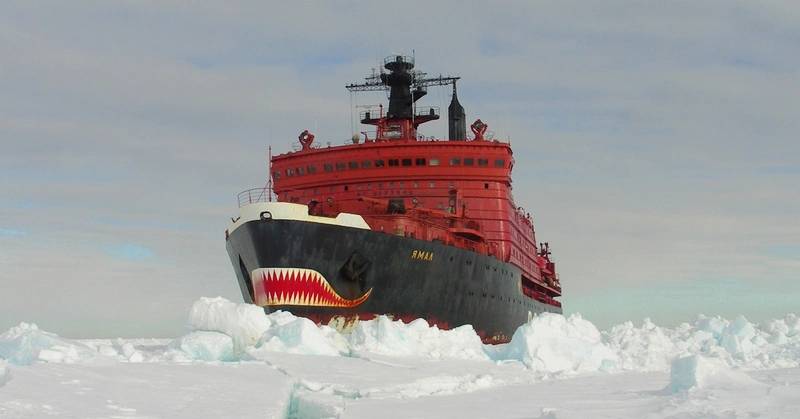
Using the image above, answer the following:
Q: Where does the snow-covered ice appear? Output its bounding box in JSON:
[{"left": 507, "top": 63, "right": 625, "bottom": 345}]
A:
[
  {"left": 0, "top": 322, "right": 100, "bottom": 365},
  {"left": 187, "top": 296, "right": 272, "bottom": 352},
  {"left": 0, "top": 359, "right": 9, "bottom": 387},
  {"left": 1, "top": 297, "right": 799, "bottom": 418},
  {"left": 496, "top": 312, "right": 617, "bottom": 373},
  {"left": 667, "top": 354, "right": 764, "bottom": 393},
  {"left": 348, "top": 316, "right": 487, "bottom": 360}
]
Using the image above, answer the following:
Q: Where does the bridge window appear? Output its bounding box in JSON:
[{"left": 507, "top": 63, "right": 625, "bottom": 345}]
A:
[
  {"left": 401, "top": 158, "right": 412, "bottom": 167},
  {"left": 286, "top": 168, "right": 294, "bottom": 176},
  {"left": 478, "top": 159, "right": 488, "bottom": 167},
  {"left": 349, "top": 161, "right": 359, "bottom": 169},
  {"left": 336, "top": 162, "right": 346, "bottom": 171},
  {"left": 324, "top": 163, "right": 333, "bottom": 172},
  {"left": 361, "top": 160, "right": 371, "bottom": 168},
  {"left": 495, "top": 159, "right": 505, "bottom": 168},
  {"left": 375, "top": 159, "right": 385, "bottom": 167},
  {"left": 415, "top": 158, "right": 426, "bottom": 166},
  {"left": 388, "top": 159, "right": 399, "bottom": 167},
  {"left": 429, "top": 158, "right": 440, "bottom": 166},
  {"left": 296, "top": 167, "right": 305, "bottom": 175},
  {"left": 464, "top": 158, "right": 474, "bottom": 166},
  {"left": 272, "top": 171, "right": 281, "bottom": 179},
  {"left": 449, "top": 158, "right": 461, "bottom": 166},
  {"left": 307, "top": 165, "right": 317, "bottom": 174}
]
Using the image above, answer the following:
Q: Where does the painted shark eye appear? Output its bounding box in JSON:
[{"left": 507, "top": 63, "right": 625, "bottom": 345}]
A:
[{"left": 259, "top": 211, "right": 272, "bottom": 220}]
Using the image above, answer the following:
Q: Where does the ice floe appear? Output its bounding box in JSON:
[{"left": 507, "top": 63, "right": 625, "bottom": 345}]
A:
[
  {"left": 169, "top": 331, "right": 235, "bottom": 362},
  {"left": 0, "top": 322, "right": 99, "bottom": 365},
  {"left": 348, "top": 316, "right": 488, "bottom": 360},
  {"left": 0, "top": 359, "right": 9, "bottom": 387},
  {"left": 187, "top": 296, "right": 271, "bottom": 353},
  {"left": 668, "top": 354, "right": 764, "bottom": 393},
  {"left": 1, "top": 297, "right": 798, "bottom": 378},
  {"left": 497, "top": 313, "right": 617, "bottom": 373}
]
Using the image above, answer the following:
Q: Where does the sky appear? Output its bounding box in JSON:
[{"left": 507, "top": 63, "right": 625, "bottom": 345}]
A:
[{"left": 1, "top": 1, "right": 799, "bottom": 337}]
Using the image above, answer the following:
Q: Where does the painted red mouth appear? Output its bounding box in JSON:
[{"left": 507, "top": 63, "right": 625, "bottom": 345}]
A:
[{"left": 251, "top": 268, "right": 372, "bottom": 308}]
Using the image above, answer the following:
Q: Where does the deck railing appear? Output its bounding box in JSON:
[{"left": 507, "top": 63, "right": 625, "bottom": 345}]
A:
[{"left": 237, "top": 187, "right": 271, "bottom": 207}]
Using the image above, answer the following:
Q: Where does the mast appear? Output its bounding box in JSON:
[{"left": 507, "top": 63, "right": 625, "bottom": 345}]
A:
[
  {"left": 346, "top": 55, "right": 461, "bottom": 140},
  {"left": 267, "top": 145, "right": 273, "bottom": 202}
]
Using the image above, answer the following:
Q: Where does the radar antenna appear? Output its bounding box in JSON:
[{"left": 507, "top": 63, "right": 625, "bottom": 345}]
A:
[
  {"left": 346, "top": 73, "right": 461, "bottom": 92},
  {"left": 344, "top": 55, "right": 464, "bottom": 141}
]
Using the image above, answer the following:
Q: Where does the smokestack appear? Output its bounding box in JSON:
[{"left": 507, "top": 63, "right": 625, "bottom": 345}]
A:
[{"left": 448, "top": 83, "right": 466, "bottom": 140}]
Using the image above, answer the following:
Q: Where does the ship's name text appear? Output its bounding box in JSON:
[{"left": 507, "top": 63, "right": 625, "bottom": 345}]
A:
[{"left": 411, "top": 250, "right": 433, "bottom": 261}]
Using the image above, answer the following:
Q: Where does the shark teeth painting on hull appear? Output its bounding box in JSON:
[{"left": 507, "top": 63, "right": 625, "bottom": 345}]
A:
[{"left": 251, "top": 268, "right": 372, "bottom": 308}]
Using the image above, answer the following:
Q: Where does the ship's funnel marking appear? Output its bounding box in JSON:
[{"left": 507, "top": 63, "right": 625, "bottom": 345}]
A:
[{"left": 251, "top": 267, "right": 371, "bottom": 308}]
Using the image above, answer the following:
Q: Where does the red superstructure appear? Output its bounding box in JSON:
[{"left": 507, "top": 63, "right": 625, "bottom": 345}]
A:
[{"left": 265, "top": 55, "right": 560, "bottom": 307}]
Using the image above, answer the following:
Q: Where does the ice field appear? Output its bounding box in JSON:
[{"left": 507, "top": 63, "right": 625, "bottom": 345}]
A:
[{"left": 1, "top": 297, "right": 799, "bottom": 418}]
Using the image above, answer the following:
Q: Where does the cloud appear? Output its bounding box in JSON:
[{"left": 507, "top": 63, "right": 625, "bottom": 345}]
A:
[
  {"left": 105, "top": 243, "right": 155, "bottom": 261},
  {"left": 0, "top": 228, "right": 27, "bottom": 238},
  {"left": 0, "top": 0, "right": 798, "bottom": 336}
]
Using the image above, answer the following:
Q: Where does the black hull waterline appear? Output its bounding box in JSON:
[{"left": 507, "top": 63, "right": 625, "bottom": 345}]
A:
[{"left": 226, "top": 217, "right": 561, "bottom": 343}]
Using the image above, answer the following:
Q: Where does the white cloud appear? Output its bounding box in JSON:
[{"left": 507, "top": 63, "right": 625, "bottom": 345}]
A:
[{"left": 1, "top": 0, "right": 798, "bottom": 335}]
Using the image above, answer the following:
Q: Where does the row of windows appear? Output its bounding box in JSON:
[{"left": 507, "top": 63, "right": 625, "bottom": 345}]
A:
[
  {"left": 284, "top": 179, "right": 498, "bottom": 198},
  {"left": 285, "top": 181, "right": 442, "bottom": 201},
  {"left": 278, "top": 158, "right": 506, "bottom": 178}
]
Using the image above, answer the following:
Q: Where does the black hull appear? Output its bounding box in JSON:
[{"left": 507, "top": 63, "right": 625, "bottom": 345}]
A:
[{"left": 226, "top": 218, "right": 561, "bottom": 343}]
